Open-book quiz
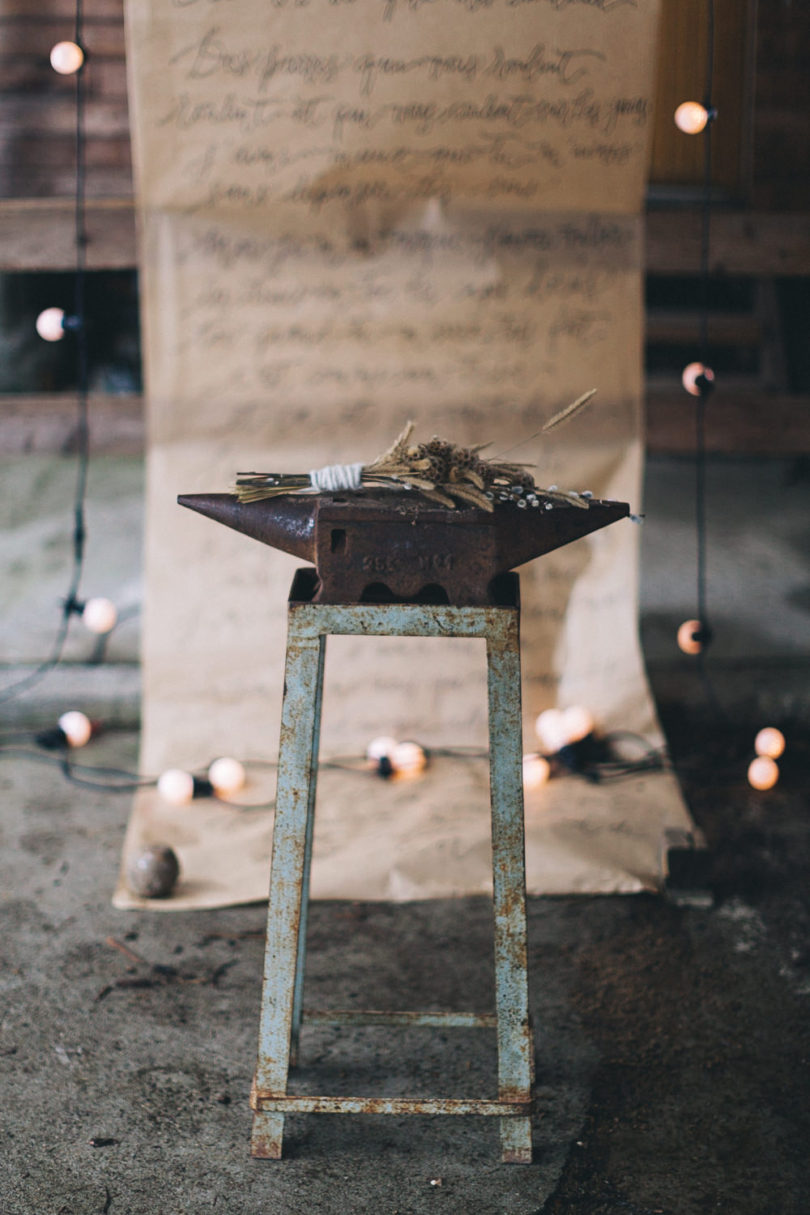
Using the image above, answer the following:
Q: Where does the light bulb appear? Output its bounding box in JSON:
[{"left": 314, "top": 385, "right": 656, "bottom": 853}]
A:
[
  {"left": 36, "top": 307, "right": 66, "bottom": 342},
  {"left": 674, "top": 101, "right": 709, "bottom": 134},
  {"left": 207, "top": 756, "right": 246, "bottom": 794},
  {"left": 561, "top": 705, "right": 595, "bottom": 744},
  {"left": 747, "top": 756, "right": 779, "bottom": 791},
  {"left": 50, "top": 41, "right": 84, "bottom": 74},
  {"left": 391, "top": 740, "right": 427, "bottom": 776},
  {"left": 367, "top": 736, "right": 397, "bottom": 762},
  {"left": 754, "top": 728, "right": 785, "bottom": 760},
  {"left": 57, "top": 710, "right": 93, "bottom": 747},
  {"left": 677, "top": 619, "right": 705, "bottom": 655},
  {"left": 157, "top": 768, "right": 195, "bottom": 806},
  {"left": 81, "top": 597, "right": 118, "bottom": 635},
  {"left": 682, "top": 362, "right": 715, "bottom": 397},
  {"left": 535, "top": 708, "right": 566, "bottom": 754},
  {"left": 522, "top": 753, "right": 551, "bottom": 790}
]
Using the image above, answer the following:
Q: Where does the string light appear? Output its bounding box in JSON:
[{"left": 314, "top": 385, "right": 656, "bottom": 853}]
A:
[
  {"left": 674, "top": 101, "right": 712, "bottom": 135},
  {"left": 754, "top": 727, "right": 785, "bottom": 760},
  {"left": 35, "top": 306, "right": 74, "bottom": 342},
  {"left": 208, "top": 756, "right": 246, "bottom": 794},
  {"left": 534, "top": 708, "right": 567, "bottom": 753},
  {"left": 677, "top": 618, "right": 711, "bottom": 655},
  {"left": 31, "top": 709, "right": 95, "bottom": 751},
  {"left": 682, "top": 362, "right": 715, "bottom": 397},
  {"left": 522, "top": 753, "right": 551, "bottom": 790},
  {"left": 367, "top": 736, "right": 397, "bottom": 762},
  {"left": 3, "top": 729, "right": 667, "bottom": 806},
  {"left": 390, "top": 740, "right": 428, "bottom": 777},
  {"left": 672, "top": 0, "right": 722, "bottom": 716},
  {"left": 50, "top": 40, "right": 85, "bottom": 75},
  {"left": 366, "top": 736, "right": 429, "bottom": 779},
  {"left": 366, "top": 735, "right": 397, "bottom": 778},
  {"left": 747, "top": 756, "right": 779, "bottom": 791},
  {"left": 157, "top": 768, "right": 196, "bottom": 806},
  {"left": 61, "top": 595, "right": 119, "bottom": 635},
  {"left": 58, "top": 709, "right": 93, "bottom": 747},
  {"left": 535, "top": 706, "right": 595, "bottom": 752},
  {"left": 560, "top": 706, "right": 595, "bottom": 744}
]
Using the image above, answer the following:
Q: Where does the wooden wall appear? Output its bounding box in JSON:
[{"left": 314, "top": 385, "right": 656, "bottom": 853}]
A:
[
  {"left": 1, "top": 0, "right": 809, "bottom": 454},
  {"left": 0, "top": 0, "right": 131, "bottom": 200},
  {"left": 3, "top": 1, "right": 809, "bottom": 208},
  {"left": 751, "top": 2, "right": 810, "bottom": 211}
]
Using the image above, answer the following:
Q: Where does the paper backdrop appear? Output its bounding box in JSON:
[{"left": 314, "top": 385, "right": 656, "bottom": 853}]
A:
[{"left": 116, "top": 0, "right": 692, "bottom": 908}]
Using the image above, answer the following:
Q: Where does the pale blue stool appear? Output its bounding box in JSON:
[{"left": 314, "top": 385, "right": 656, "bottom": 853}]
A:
[{"left": 250, "top": 569, "right": 534, "bottom": 1163}]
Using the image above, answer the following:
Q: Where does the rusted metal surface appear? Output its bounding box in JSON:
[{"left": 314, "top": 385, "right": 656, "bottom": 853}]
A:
[
  {"left": 249, "top": 631, "right": 325, "bottom": 1162},
  {"left": 486, "top": 631, "right": 535, "bottom": 1164},
  {"left": 251, "top": 1095, "right": 531, "bottom": 1116},
  {"left": 178, "top": 489, "right": 629, "bottom": 605},
  {"left": 287, "top": 566, "right": 520, "bottom": 637},
  {"left": 248, "top": 580, "right": 537, "bottom": 1163},
  {"left": 301, "top": 1009, "right": 498, "bottom": 1028}
]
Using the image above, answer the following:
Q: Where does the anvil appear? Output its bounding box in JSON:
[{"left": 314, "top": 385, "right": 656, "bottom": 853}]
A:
[{"left": 178, "top": 489, "right": 629, "bottom": 606}]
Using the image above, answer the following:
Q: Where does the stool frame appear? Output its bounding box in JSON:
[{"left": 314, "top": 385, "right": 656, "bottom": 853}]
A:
[{"left": 250, "top": 570, "right": 535, "bottom": 1163}]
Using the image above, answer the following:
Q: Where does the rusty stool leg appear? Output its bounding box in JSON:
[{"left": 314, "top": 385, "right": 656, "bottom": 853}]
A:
[
  {"left": 250, "top": 623, "right": 326, "bottom": 1159},
  {"left": 487, "top": 630, "right": 535, "bottom": 1164}
]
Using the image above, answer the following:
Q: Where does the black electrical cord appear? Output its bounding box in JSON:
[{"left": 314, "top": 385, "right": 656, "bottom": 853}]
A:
[
  {"left": 0, "top": 6, "right": 90, "bottom": 707},
  {"left": 691, "top": 0, "right": 729, "bottom": 723},
  {"left": 0, "top": 732, "right": 669, "bottom": 801}
]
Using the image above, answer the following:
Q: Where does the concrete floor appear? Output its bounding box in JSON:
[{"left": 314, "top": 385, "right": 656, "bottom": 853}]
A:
[
  {"left": 2, "top": 710, "right": 809, "bottom": 1215},
  {"left": 1, "top": 453, "right": 810, "bottom": 1213}
]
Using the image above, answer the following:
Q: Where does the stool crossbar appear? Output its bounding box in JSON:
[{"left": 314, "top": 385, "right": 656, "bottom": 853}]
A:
[{"left": 249, "top": 570, "right": 535, "bottom": 1163}]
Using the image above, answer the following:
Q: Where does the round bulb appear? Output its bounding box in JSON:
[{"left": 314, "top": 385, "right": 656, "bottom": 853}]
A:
[
  {"left": 157, "top": 768, "right": 195, "bottom": 806},
  {"left": 36, "top": 307, "right": 66, "bottom": 342},
  {"left": 677, "top": 619, "right": 704, "bottom": 655},
  {"left": 207, "top": 756, "right": 246, "bottom": 794},
  {"left": 682, "top": 362, "right": 715, "bottom": 397},
  {"left": 57, "top": 710, "right": 92, "bottom": 747},
  {"left": 523, "top": 753, "right": 551, "bottom": 790},
  {"left": 367, "top": 735, "right": 397, "bottom": 762},
  {"left": 561, "top": 705, "right": 595, "bottom": 744},
  {"left": 81, "top": 597, "right": 118, "bottom": 635},
  {"left": 747, "top": 756, "right": 779, "bottom": 791},
  {"left": 50, "top": 41, "right": 84, "bottom": 74},
  {"left": 535, "top": 708, "right": 566, "bottom": 753},
  {"left": 754, "top": 727, "right": 785, "bottom": 760},
  {"left": 674, "top": 101, "right": 709, "bottom": 134},
  {"left": 391, "top": 740, "right": 427, "bottom": 776}
]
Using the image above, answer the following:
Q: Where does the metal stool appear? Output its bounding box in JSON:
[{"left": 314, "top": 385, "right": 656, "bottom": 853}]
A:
[{"left": 249, "top": 568, "right": 534, "bottom": 1163}]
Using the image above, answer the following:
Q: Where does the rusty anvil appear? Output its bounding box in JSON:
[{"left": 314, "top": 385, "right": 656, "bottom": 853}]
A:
[{"left": 178, "top": 490, "right": 629, "bottom": 606}]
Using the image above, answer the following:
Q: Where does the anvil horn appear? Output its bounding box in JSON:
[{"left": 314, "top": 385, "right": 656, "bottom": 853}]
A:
[{"left": 177, "top": 493, "right": 317, "bottom": 564}]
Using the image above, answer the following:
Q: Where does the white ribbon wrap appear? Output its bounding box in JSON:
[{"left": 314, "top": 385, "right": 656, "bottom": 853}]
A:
[{"left": 309, "top": 462, "right": 365, "bottom": 492}]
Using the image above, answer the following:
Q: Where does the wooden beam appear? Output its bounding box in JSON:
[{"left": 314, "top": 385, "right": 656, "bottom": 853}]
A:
[
  {"left": 2, "top": 201, "right": 809, "bottom": 276},
  {"left": 0, "top": 199, "right": 137, "bottom": 270},
  {"left": 0, "top": 394, "right": 144, "bottom": 455},
  {"left": 646, "top": 384, "right": 810, "bottom": 454},
  {"left": 645, "top": 210, "right": 810, "bottom": 276},
  {"left": 646, "top": 312, "right": 762, "bottom": 346},
  {"left": 4, "top": 389, "right": 809, "bottom": 459}
]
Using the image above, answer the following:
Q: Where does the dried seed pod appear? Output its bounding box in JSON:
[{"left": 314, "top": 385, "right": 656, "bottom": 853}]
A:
[{"left": 126, "top": 844, "right": 180, "bottom": 899}]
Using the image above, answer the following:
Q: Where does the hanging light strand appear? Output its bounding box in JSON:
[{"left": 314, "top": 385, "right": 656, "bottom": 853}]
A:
[
  {"left": 695, "top": 0, "right": 715, "bottom": 639},
  {"left": 0, "top": 2, "right": 91, "bottom": 706},
  {"left": 689, "top": 0, "right": 728, "bottom": 721}
]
